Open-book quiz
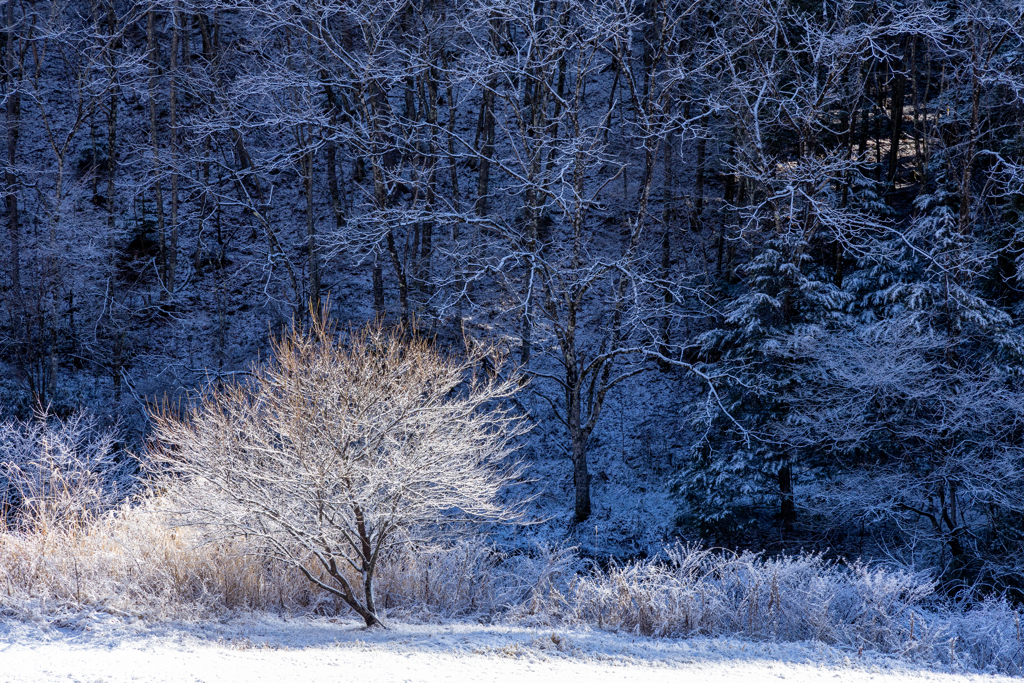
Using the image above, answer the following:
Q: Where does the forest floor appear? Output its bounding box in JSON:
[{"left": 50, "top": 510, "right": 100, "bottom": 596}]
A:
[{"left": 0, "top": 614, "right": 1015, "bottom": 683}]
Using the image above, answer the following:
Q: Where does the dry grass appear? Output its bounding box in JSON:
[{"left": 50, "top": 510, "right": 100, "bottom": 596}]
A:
[
  {"left": 1, "top": 413, "right": 1021, "bottom": 675},
  {"left": 0, "top": 413, "right": 306, "bottom": 620},
  {"left": 0, "top": 412, "right": 564, "bottom": 624},
  {"left": 554, "top": 546, "right": 1024, "bottom": 675},
  {"left": 0, "top": 498, "right": 300, "bottom": 620},
  {"left": 2, "top": 502, "right": 1022, "bottom": 675},
  {"left": 0, "top": 496, "right": 565, "bottom": 623}
]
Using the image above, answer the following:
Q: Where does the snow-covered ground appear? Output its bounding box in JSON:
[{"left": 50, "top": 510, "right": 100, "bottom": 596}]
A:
[{"left": 0, "top": 615, "right": 1015, "bottom": 683}]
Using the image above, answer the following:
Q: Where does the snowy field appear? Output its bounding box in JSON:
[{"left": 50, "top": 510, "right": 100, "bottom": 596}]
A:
[{"left": 1, "top": 616, "right": 1016, "bottom": 683}]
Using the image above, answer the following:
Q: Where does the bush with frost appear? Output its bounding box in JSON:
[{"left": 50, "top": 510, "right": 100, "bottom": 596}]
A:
[
  {"left": 148, "top": 315, "right": 528, "bottom": 627},
  {"left": 0, "top": 411, "right": 130, "bottom": 532},
  {"left": 560, "top": 544, "right": 1024, "bottom": 675}
]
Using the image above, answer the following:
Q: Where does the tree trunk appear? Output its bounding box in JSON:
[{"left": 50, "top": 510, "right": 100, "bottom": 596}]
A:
[
  {"left": 168, "top": 3, "right": 180, "bottom": 298},
  {"left": 474, "top": 78, "right": 496, "bottom": 217},
  {"left": 324, "top": 82, "right": 344, "bottom": 226},
  {"left": 444, "top": 66, "right": 461, "bottom": 236},
  {"left": 105, "top": 5, "right": 118, "bottom": 241},
  {"left": 569, "top": 385, "right": 592, "bottom": 523},
  {"left": 4, "top": 0, "right": 22, "bottom": 316},
  {"left": 887, "top": 63, "right": 906, "bottom": 185},
  {"left": 778, "top": 462, "right": 795, "bottom": 533},
  {"left": 373, "top": 257, "right": 385, "bottom": 316},
  {"left": 417, "top": 65, "right": 438, "bottom": 296},
  {"left": 385, "top": 229, "right": 409, "bottom": 325},
  {"left": 147, "top": 10, "right": 168, "bottom": 300},
  {"left": 857, "top": 76, "right": 870, "bottom": 161},
  {"left": 315, "top": 556, "right": 386, "bottom": 629},
  {"left": 959, "top": 59, "right": 981, "bottom": 235},
  {"left": 571, "top": 436, "right": 592, "bottom": 523},
  {"left": 692, "top": 116, "right": 706, "bottom": 231},
  {"left": 304, "top": 145, "right": 321, "bottom": 314},
  {"left": 659, "top": 130, "right": 675, "bottom": 363}
]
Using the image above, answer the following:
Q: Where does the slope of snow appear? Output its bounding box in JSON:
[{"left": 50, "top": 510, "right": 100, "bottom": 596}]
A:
[{"left": 0, "top": 615, "right": 1015, "bottom": 683}]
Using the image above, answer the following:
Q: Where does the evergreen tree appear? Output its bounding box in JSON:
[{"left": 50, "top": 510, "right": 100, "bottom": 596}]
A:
[
  {"left": 797, "top": 156, "right": 1024, "bottom": 591},
  {"left": 678, "top": 224, "right": 850, "bottom": 537}
]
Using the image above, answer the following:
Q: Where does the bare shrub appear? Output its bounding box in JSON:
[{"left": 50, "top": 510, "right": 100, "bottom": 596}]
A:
[
  {"left": 558, "top": 545, "right": 1024, "bottom": 675},
  {"left": 0, "top": 411, "right": 131, "bottom": 533},
  {"left": 370, "top": 536, "right": 503, "bottom": 619},
  {"left": 1, "top": 501, "right": 1021, "bottom": 675},
  {"left": 565, "top": 546, "right": 934, "bottom": 643},
  {"left": 368, "top": 538, "right": 575, "bottom": 621},
  {"left": 1, "top": 409, "right": 1018, "bottom": 674},
  {"left": 0, "top": 494, "right": 321, "bottom": 621},
  {"left": 367, "top": 539, "right": 581, "bottom": 624},
  {"left": 148, "top": 314, "right": 528, "bottom": 627},
  {"left": 0, "top": 499, "right": 566, "bottom": 624},
  {"left": 0, "top": 413, "right": 290, "bottom": 620},
  {"left": 944, "top": 599, "right": 1024, "bottom": 675},
  {"left": 503, "top": 543, "right": 581, "bottom": 621}
]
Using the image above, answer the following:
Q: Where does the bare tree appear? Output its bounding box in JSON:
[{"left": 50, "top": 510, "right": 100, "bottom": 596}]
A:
[
  {"left": 149, "top": 313, "right": 528, "bottom": 627},
  {"left": 451, "top": 0, "right": 684, "bottom": 522},
  {"left": 0, "top": 409, "right": 129, "bottom": 532},
  {"left": 789, "top": 322, "right": 1024, "bottom": 589}
]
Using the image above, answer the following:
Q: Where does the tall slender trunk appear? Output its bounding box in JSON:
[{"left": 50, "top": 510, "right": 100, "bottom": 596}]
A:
[
  {"left": 147, "top": 10, "right": 168, "bottom": 300},
  {"left": 304, "top": 144, "right": 321, "bottom": 313},
  {"left": 692, "top": 114, "right": 707, "bottom": 231},
  {"left": 4, "top": 0, "right": 22, "bottom": 314},
  {"left": 778, "top": 462, "right": 795, "bottom": 533},
  {"left": 659, "top": 130, "right": 674, "bottom": 362},
  {"left": 385, "top": 229, "right": 409, "bottom": 324},
  {"left": 214, "top": 203, "right": 227, "bottom": 370},
  {"left": 887, "top": 60, "right": 906, "bottom": 185},
  {"left": 570, "top": 404, "right": 592, "bottom": 522},
  {"left": 323, "top": 82, "right": 344, "bottom": 226},
  {"left": 103, "top": 1, "right": 121, "bottom": 397},
  {"left": 841, "top": 92, "right": 858, "bottom": 209},
  {"left": 874, "top": 70, "right": 884, "bottom": 179},
  {"left": 858, "top": 66, "right": 871, "bottom": 162},
  {"left": 719, "top": 142, "right": 736, "bottom": 277},
  {"left": 104, "top": 1, "right": 118, "bottom": 242},
  {"left": 365, "top": 80, "right": 389, "bottom": 322},
  {"left": 474, "top": 79, "right": 496, "bottom": 217},
  {"left": 561, "top": 300, "right": 593, "bottom": 523},
  {"left": 417, "top": 65, "right": 438, "bottom": 297},
  {"left": 372, "top": 257, "right": 385, "bottom": 316},
  {"left": 959, "top": 48, "right": 981, "bottom": 235},
  {"left": 911, "top": 37, "right": 930, "bottom": 185},
  {"left": 325, "top": 138, "right": 342, "bottom": 225},
  {"left": 438, "top": 49, "right": 465, "bottom": 335},
  {"left": 519, "top": 29, "right": 552, "bottom": 367},
  {"left": 444, "top": 65, "right": 461, "bottom": 234},
  {"left": 168, "top": 3, "right": 180, "bottom": 297}
]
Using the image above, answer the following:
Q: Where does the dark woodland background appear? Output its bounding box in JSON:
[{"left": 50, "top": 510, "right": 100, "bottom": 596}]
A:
[{"left": 3, "top": 0, "right": 1024, "bottom": 599}]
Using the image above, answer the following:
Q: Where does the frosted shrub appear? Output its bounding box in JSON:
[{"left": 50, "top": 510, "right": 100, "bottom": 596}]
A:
[
  {"left": 942, "top": 599, "right": 1024, "bottom": 675},
  {"left": 149, "top": 315, "right": 527, "bottom": 628},
  {"left": 0, "top": 493, "right": 312, "bottom": 621},
  {"left": 0, "top": 411, "right": 131, "bottom": 533},
  {"left": 0, "top": 508, "right": 572, "bottom": 624},
  {"left": 371, "top": 537, "right": 502, "bottom": 618},
  {"left": 500, "top": 543, "right": 580, "bottom": 622},
  {"left": 1, "top": 415, "right": 1020, "bottom": 674},
  {"left": 560, "top": 544, "right": 1023, "bottom": 674}
]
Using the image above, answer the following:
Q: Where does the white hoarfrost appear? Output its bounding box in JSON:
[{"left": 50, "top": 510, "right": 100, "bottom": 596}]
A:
[{"left": 0, "top": 615, "right": 1016, "bottom": 683}]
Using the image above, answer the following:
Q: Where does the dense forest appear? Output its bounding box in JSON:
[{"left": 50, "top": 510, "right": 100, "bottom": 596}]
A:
[{"left": 3, "top": 0, "right": 1024, "bottom": 600}]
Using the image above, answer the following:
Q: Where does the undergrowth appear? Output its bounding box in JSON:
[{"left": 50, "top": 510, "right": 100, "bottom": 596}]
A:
[
  {"left": 560, "top": 547, "right": 1024, "bottom": 675},
  {"left": 1, "top": 414, "right": 1022, "bottom": 676}
]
